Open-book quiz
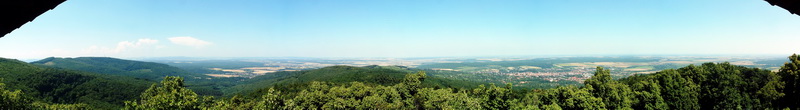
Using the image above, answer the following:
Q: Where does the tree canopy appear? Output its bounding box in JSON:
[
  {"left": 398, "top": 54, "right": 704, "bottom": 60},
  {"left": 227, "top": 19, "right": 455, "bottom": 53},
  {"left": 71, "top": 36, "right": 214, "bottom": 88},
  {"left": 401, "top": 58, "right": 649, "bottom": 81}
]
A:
[{"left": 6, "top": 54, "right": 800, "bottom": 109}]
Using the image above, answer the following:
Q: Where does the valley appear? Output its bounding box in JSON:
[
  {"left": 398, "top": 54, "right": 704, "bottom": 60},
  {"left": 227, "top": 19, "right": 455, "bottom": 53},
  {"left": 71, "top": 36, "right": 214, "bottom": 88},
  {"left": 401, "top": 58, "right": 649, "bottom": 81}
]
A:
[
  {"left": 3, "top": 0, "right": 798, "bottom": 109},
  {"left": 144, "top": 55, "right": 787, "bottom": 87},
  {"left": 1, "top": 54, "right": 797, "bottom": 109}
]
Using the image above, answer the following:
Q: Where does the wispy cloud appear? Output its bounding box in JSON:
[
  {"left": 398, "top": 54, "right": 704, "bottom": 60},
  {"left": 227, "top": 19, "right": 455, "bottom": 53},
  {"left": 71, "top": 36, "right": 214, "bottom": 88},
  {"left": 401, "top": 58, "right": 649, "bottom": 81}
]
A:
[
  {"left": 115, "top": 38, "right": 158, "bottom": 52},
  {"left": 82, "top": 38, "right": 159, "bottom": 54},
  {"left": 168, "top": 36, "right": 212, "bottom": 48}
]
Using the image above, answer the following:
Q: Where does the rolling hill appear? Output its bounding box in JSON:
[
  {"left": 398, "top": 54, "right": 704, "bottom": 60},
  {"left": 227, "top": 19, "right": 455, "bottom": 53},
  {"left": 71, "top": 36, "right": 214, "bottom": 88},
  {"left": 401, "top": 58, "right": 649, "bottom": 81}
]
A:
[
  {"left": 227, "top": 65, "right": 482, "bottom": 97},
  {"left": 30, "top": 57, "right": 207, "bottom": 81},
  {"left": 0, "top": 58, "right": 154, "bottom": 109}
]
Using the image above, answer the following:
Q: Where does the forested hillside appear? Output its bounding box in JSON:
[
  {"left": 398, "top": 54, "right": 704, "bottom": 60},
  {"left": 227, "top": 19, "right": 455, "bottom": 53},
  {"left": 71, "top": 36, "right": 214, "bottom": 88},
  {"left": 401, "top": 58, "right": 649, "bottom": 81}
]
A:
[
  {"left": 6, "top": 54, "right": 800, "bottom": 109},
  {"left": 30, "top": 57, "right": 256, "bottom": 97},
  {"left": 228, "top": 65, "right": 482, "bottom": 97},
  {"left": 0, "top": 58, "right": 154, "bottom": 109},
  {"left": 117, "top": 54, "right": 800, "bottom": 109},
  {"left": 30, "top": 57, "right": 205, "bottom": 81}
]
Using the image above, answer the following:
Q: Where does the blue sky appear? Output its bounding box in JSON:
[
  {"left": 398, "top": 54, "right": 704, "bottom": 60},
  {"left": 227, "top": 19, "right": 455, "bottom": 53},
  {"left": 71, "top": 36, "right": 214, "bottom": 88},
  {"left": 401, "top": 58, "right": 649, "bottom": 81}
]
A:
[{"left": 2, "top": 0, "right": 799, "bottom": 60}]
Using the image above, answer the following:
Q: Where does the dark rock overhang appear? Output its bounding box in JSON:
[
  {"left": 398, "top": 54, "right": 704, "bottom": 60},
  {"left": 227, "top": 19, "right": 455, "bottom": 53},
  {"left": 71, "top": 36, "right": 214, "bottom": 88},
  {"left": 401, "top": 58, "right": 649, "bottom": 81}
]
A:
[
  {"left": 765, "top": 0, "right": 800, "bottom": 16},
  {"left": 0, "top": 0, "right": 66, "bottom": 38}
]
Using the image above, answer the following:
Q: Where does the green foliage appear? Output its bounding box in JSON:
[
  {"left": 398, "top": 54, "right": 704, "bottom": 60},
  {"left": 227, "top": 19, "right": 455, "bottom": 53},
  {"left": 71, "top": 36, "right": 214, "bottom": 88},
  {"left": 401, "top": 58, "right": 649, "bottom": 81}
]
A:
[
  {"left": 125, "top": 76, "right": 201, "bottom": 110},
  {"left": 540, "top": 86, "right": 606, "bottom": 110},
  {"left": 1, "top": 79, "right": 92, "bottom": 109},
  {"left": 619, "top": 62, "right": 785, "bottom": 109},
  {"left": 628, "top": 77, "right": 668, "bottom": 110},
  {"left": 651, "top": 69, "right": 699, "bottom": 110},
  {"left": 250, "top": 88, "right": 283, "bottom": 109},
  {"left": 511, "top": 89, "right": 542, "bottom": 110},
  {"left": 418, "top": 88, "right": 481, "bottom": 109},
  {"left": 283, "top": 81, "right": 406, "bottom": 109},
  {"left": 31, "top": 57, "right": 204, "bottom": 81},
  {"left": 779, "top": 54, "right": 800, "bottom": 109},
  {"left": 471, "top": 83, "right": 514, "bottom": 109},
  {"left": 585, "top": 67, "right": 635, "bottom": 109},
  {"left": 0, "top": 58, "right": 153, "bottom": 109},
  {"left": 7, "top": 54, "right": 800, "bottom": 109},
  {"left": 119, "top": 71, "right": 485, "bottom": 109},
  {"left": 1, "top": 79, "right": 33, "bottom": 109},
  {"left": 679, "top": 63, "right": 782, "bottom": 109},
  {"left": 197, "top": 71, "right": 477, "bottom": 109},
  {"left": 32, "top": 102, "right": 90, "bottom": 110},
  {"left": 29, "top": 57, "right": 236, "bottom": 97},
  {"left": 230, "top": 66, "right": 482, "bottom": 97}
]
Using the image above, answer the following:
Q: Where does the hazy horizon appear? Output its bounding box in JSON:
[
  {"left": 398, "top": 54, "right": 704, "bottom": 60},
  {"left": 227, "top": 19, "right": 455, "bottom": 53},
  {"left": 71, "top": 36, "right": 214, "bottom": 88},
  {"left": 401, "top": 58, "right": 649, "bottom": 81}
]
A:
[
  {"left": 15, "top": 53, "right": 792, "bottom": 62},
  {"left": 2, "top": 0, "right": 799, "bottom": 60}
]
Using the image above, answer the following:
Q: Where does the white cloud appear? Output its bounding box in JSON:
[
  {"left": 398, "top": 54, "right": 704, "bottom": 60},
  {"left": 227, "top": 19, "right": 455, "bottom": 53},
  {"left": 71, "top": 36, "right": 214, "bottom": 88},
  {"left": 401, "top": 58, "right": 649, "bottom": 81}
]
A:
[
  {"left": 168, "top": 36, "right": 212, "bottom": 48},
  {"left": 81, "top": 38, "right": 159, "bottom": 54},
  {"left": 114, "top": 38, "right": 158, "bottom": 52}
]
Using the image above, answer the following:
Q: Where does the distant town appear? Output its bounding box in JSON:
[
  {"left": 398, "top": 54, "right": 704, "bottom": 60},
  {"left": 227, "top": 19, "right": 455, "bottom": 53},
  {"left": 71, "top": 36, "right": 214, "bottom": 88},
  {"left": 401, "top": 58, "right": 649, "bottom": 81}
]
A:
[{"left": 148, "top": 55, "right": 787, "bottom": 83}]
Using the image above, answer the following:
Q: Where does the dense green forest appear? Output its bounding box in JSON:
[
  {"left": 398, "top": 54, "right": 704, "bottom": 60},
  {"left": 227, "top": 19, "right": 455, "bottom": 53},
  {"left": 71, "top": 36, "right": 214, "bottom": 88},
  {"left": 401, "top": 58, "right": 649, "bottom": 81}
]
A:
[
  {"left": 228, "top": 65, "right": 483, "bottom": 97},
  {"left": 29, "top": 57, "right": 241, "bottom": 97},
  {"left": 31, "top": 57, "right": 206, "bottom": 81},
  {"left": 0, "top": 58, "right": 154, "bottom": 109},
  {"left": 118, "top": 53, "right": 800, "bottom": 109},
  {"left": 5, "top": 54, "right": 800, "bottom": 109}
]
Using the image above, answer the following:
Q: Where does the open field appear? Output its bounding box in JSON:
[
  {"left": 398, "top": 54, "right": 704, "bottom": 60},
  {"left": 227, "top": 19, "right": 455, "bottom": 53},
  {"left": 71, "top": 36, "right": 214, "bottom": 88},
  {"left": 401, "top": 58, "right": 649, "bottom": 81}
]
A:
[
  {"left": 624, "top": 66, "right": 655, "bottom": 71},
  {"left": 205, "top": 74, "right": 240, "bottom": 77}
]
